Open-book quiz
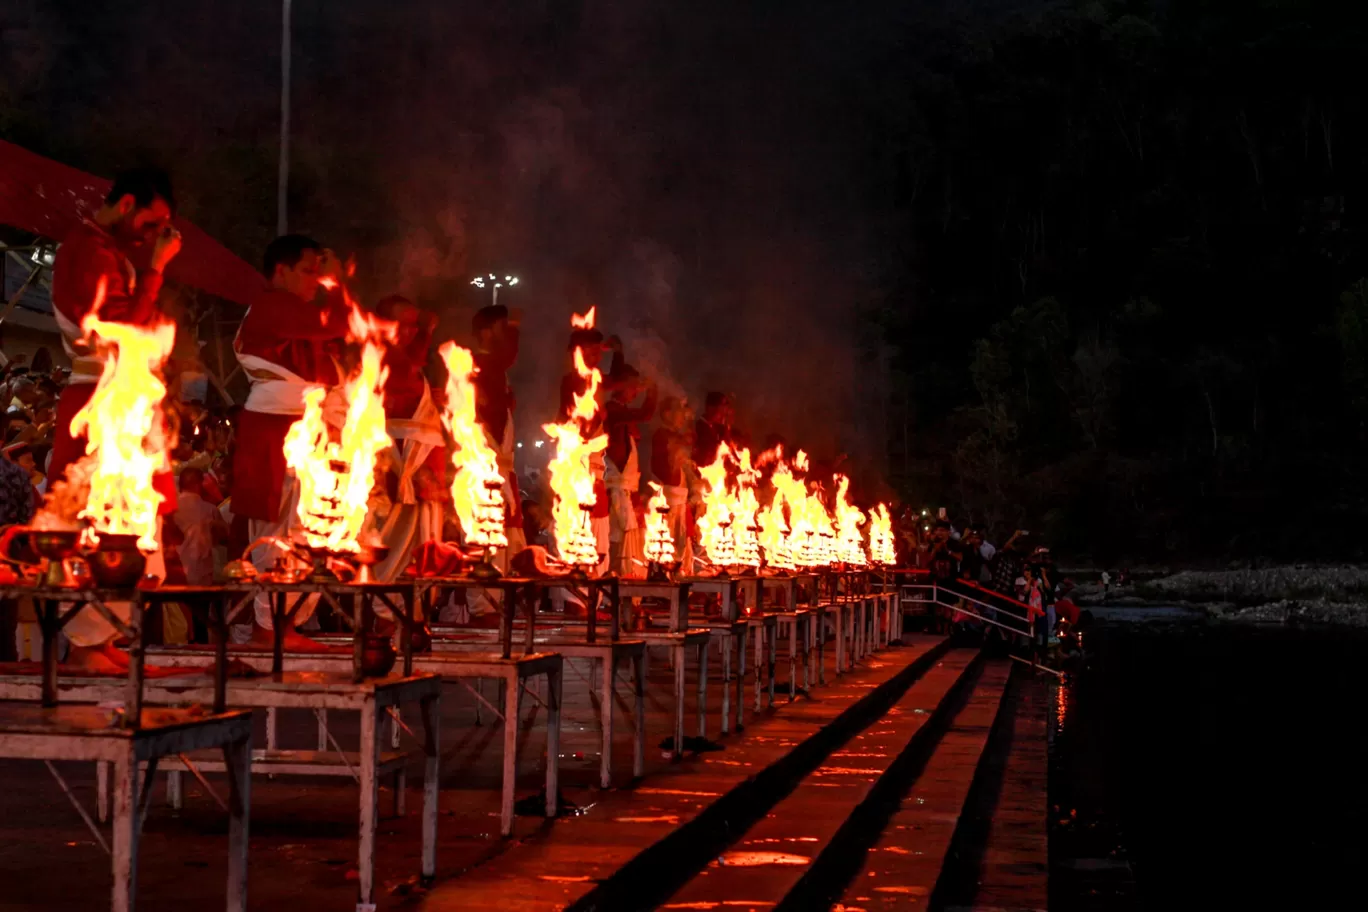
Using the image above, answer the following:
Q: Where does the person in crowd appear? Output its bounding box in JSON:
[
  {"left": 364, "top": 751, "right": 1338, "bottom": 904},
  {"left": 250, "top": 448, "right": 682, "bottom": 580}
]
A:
[
  {"left": 0, "top": 442, "right": 36, "bottom": 526},
  {"left": 232, "top": 234, "right": 350, "bottom": 650},
  {"left": 371, "top": 295, "right": 447, "bottom": 583},
  {"left": 960, "top": 526, "right": 986, "bottom": 585},
  {"left": 990, "top": 529, "right": 1029, "bottom": 596},
  {"left": 7, "top": 375, "right": 39, "bottom": 414},
  {"left": 521, "top": 498, "right": 552, "bottom": 551},
  {"left": 1024, "top": 566, "right": 1046, "bottom": 659},
  {"left": 602, "top": 362, "right": 657, "bottom": 577},
  {"left": 27, "top": 347, "right": 52, "bottom": 377},
  {"left": 173, "top": 467, "right": 228, "bottom": 586}
]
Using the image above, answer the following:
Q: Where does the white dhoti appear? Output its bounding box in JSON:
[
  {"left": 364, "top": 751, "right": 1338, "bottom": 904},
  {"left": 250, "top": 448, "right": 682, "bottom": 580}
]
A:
[
  {"left": 663, "top": 483, "right": 694, "bottom": 575},
  {"left": 375, "top": 386, "right": 445, "bottom": 586},
  {"left": 606, "top": 441, "right": 645, "bottom": 578}
]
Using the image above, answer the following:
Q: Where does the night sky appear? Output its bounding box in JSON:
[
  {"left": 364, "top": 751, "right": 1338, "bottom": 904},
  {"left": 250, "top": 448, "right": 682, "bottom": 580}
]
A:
[{"left": 9, "top": 1, "right": 1368, "bottom": 557}]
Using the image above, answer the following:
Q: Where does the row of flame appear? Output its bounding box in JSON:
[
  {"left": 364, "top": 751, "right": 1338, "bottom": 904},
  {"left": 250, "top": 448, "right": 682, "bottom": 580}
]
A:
[{"left": 60, "top": 296, "right": 895, "bottom": 572}]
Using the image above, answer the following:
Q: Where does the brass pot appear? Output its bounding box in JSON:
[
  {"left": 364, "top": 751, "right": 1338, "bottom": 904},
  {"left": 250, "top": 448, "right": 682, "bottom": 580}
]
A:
[
  {"left": 360, "top": 634, "right": 397, "bottom": 677},
  {"left": 86, "top": 533, "right": 147, "bottom": 588},
  {"left": 407, "top": 622, "right": 432, "bottom": 655}
]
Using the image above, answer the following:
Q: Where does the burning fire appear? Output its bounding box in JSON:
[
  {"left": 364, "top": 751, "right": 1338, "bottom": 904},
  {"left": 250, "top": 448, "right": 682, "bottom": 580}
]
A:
[
  {"left": 643, "top": 481, "right": 675, "bottom": 564},
  {"left": 571, "top": 306, "right": 596, "bottom": 330},
  {"left": 730, "top": 448, "right": 762, "bottom": 569},
  {"left": 834, "top": 476, "right": 868, "bottom": 567},
  {"left": 439, "top": 343, "right": 507, "bottom": 552},
  {"left": 869, "top": 503, "right": 897, "bottom": 566},
  {"left": 758, "top": 457, "right": 795, "bottom": 572},
  {"left": 70, "top": 309, "right": 176, "bottom": 551},
  {"left": 780, "top": 452, "right": 835, "bottom": 569},
  {"left": 694, "top": 444, "right": 735, "bottom": 570},
  {"left": 542, "top": 320, "right": 607, "bottom": 568},
  {"left": 282, "top": 306, "right": 396, "bottom": 552}
]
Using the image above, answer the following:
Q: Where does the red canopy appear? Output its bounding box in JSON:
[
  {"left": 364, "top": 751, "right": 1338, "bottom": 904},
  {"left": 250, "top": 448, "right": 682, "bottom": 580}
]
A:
[{"left": 0, "top": 140, "right": 267, "bottom": 307}]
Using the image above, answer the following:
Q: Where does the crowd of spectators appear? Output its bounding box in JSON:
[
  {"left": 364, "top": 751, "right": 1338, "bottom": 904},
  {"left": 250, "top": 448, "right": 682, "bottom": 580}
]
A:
[
  {"left": 0, "top": 348, "right": 66, "bottom": 526},
  {"left": 893, "top": 505, "right": 1084, "bottom": 658}
]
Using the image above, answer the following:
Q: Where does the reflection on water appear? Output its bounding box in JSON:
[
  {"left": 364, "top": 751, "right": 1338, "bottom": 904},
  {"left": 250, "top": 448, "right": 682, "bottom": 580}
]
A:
[{"left": 1051, "top": 621, "right": 1368, "bottom": 910}]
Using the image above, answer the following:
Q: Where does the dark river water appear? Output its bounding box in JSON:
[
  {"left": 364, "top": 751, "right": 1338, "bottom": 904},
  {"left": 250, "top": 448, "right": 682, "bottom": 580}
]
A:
[{"left": 1050, "top": 619, "right": 1368, "bottom": 910}]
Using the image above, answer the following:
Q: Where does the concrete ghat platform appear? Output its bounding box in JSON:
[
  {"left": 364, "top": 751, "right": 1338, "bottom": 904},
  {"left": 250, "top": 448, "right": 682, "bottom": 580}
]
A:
[{"left": 418, "top": 635, "right": 950, "bottom": 911}]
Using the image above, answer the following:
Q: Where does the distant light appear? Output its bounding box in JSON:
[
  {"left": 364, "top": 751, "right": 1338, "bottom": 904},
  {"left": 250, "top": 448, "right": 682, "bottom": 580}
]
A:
[
  {"left": 516, "top": 442, "right": 524, "bottom": 449},
  {"left": 534, "top": 440, "right": 544, "bottom": 449}
]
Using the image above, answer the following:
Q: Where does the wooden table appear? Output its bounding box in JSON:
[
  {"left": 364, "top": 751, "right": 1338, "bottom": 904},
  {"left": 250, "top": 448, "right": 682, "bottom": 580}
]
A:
[
  {"left": 0, "top": 704, "right": 252, "bottom": 912},
  {"left": 431, "top": 631, "right": 645, "bottom": 789},
  {"left": 144, "top": 645, "right": 558, "bottom": 838},
  {"left": 414, "top": 574, "right": 624, "bottom": 651},
  {"left": 170, "top": 671, "right": 440, "bottom": 912}
]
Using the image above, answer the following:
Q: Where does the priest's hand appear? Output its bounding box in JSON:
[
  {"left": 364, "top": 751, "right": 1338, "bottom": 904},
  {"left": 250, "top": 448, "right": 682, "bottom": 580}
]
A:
[{"left": 151, "top": 225, "right": 182, "bottom": 272}]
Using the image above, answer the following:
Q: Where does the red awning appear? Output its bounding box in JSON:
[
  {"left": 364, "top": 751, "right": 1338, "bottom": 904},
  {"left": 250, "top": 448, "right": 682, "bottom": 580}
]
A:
[{"left": 0, "top": 139, "right": 267, "bottom": 307}]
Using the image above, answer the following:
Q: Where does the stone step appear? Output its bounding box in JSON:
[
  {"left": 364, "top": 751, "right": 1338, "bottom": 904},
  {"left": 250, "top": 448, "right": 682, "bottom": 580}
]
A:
[
  {"left": 660, "top": 649, "right": 984, "bottom": 911},
  {"left": 822, "top": 659, "right": 1012, "bottom": 911},
  {"left": 932, "top": 666, "right": 1050, "bottom": 912},
  {"left": 418, "top": 635, "right": 951, "bottom": 912}
]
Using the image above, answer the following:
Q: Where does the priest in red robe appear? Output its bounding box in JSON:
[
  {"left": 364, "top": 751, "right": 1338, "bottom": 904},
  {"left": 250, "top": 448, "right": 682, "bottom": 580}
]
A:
[
  {"left": 49, "top": 167, "right": 182, "bottom": 671},
  {"left": 231, "top": 235, "right": 350, "bottom": 649},
  {"left": 372, "top": 296, "right": 446, "bottom": 583}
]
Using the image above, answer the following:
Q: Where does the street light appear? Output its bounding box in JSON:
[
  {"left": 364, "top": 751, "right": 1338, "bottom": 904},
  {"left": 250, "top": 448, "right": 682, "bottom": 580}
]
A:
[{"left": 471, "top": 273, "right": 519, "bottom": 308}]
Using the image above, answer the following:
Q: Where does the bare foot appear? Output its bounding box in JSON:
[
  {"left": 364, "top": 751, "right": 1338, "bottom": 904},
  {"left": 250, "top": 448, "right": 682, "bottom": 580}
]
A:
[{"left": 246, "top": 623, "right": 333, "bottom": 653}]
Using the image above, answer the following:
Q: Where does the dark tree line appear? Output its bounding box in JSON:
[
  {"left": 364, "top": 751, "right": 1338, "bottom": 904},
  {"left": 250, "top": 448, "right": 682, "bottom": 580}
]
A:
[{"left": 862, "top": 0, "right": 1368, "bottom": 561}]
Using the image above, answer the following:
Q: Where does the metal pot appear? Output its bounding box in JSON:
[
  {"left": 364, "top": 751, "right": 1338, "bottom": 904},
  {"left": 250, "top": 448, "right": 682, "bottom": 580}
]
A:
[
  {"left": 360, "top": 633, "right": 397, "bottom": 677},
  {"left": 85, "top": 533, "right": 147, "bottom": 588},
  {"left": 407, "top": 622, "right": 432, "bottom": 655}
]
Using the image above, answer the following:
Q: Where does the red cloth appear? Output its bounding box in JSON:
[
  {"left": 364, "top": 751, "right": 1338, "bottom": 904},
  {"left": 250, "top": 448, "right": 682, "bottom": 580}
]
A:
[
  {"left": 230, "top": 287, "right": 351, "bottom": 522},
  {"left": 47, "top": 380, "right": 176, "bottom": 515},
  {"left": 404, "top": 541, "right": 470, "bottom": 577},
  {"left": 383, "top": 319, "right": 436, "bottom": 421},
  {"left": 229, "top": 410, "right": 297, "bottom": 522},
  {"left": 604, "top": 395, "right": 655, "bottom": 469},
  {"left": 651, "top": 427, "right": 685, "bottom": 486},
  {"left": 472, "top": 326, "right": 519, "bottom": 443},
  {"left": 51, "top": 220, "right": 165, "bottom": 330},
  {"left": 693, "top": 418, "right": 730, "bottom": 465},
  {"left": 234, "top": 288, "right": 351, "bottom": 388}
]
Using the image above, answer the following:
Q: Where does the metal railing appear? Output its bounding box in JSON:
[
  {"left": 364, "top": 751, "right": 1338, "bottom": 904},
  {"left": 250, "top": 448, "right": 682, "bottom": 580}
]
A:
[{"left": 899, "top": 581, "right": 1033, "bottom": 641}]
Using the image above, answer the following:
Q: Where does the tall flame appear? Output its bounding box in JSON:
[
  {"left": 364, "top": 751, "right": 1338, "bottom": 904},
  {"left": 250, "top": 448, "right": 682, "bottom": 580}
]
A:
[
  {"left": 730, "top": 448, "right": 761, "bottom": 569},
  {"left": 542, "top": 339, "right": 606, "bottom": 567},
  {"left": 758, "top": 455, "right": 796, "bottom": 572},
  {"left": 781, "top": 452, "right": 835, "bottom": 569},
  {"left": 571, "top": 306, "right": 596, "bottom": 330},
  {"left": 283, "top": 306, "right": 396, "bottom": 552},
  {"left": 869, "top": 503, "right": 897, "bottom": 566},
  {"left": 833, "top": 475, "right": 868, "bottom": 567},
  {"left": 643, "top": 481, "right": 675, "bottom": 564},
  {"left": 694, "top": 443, "right": 735, "bottom": 569},
  {"left": 71, "top": 313, "right": 176, "bottom": 550},
  {"left": 439, "top": 343, "right": 506, "bottom": 551}
]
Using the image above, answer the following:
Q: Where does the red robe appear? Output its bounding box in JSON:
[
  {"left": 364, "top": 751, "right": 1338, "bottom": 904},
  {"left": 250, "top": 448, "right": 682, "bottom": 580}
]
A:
[
  {"left": 49, "top": 220, "right": 175, "bottom": 512},
  {"left": 230, "top": 288, "right": 350, "bottom": 522},
  {"left": 472, "top": 328, "right": 522, "bottom": 525},
  {"left": 381, "top": 323, "right": 448, "bottom": 506}
]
